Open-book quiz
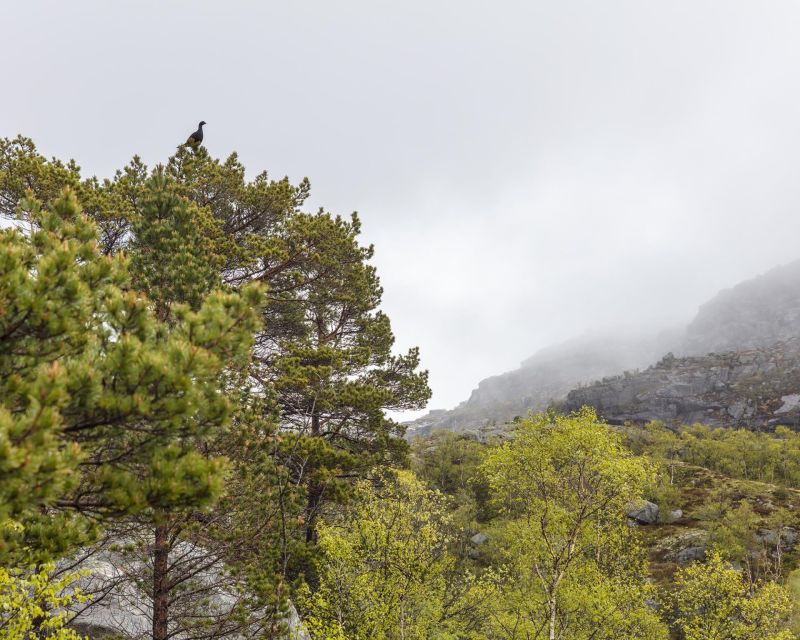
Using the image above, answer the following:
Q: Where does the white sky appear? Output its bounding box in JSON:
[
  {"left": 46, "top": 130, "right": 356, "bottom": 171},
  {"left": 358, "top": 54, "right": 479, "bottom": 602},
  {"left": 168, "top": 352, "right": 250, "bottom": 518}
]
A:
[{"left": 4, "top": 1, "right": 800, "bottom": 416}]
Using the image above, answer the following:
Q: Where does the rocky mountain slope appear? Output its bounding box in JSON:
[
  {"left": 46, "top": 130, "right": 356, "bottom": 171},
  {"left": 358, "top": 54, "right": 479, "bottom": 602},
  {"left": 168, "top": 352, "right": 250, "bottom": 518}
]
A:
[
  {"left": 566, "top": 259, "right": 800, "bottom": 428},
  {"left": 564, "top": 340, "right": 800, "bottom": 428},
  {"left": 408, "top": 259, "right": 800, "bottom": 435}
]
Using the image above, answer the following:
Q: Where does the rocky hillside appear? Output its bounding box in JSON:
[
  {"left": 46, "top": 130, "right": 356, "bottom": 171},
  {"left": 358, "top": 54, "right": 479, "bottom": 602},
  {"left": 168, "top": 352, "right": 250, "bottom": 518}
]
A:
[
  {"left": 408, "top": 258, "right": 800, "bottom": 435},
  {"left": 564, "top": 340, "right": 800, "bottom": 428},
  {"left": 564, "top": 258, "right": 800, "bottom": 428}
]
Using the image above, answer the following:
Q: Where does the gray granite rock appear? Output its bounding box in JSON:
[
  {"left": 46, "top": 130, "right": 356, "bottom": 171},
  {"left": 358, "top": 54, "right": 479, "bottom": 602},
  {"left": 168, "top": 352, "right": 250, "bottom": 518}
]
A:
[
  {"left": 676, "top": 546, "right": 706, "bottom": 564},
  {"left": 470, "top": 532, "right": 489, "bottom": 546},
  {"left": 564, "top": 339, "right": 800, "bottom": 428},
  {"left": 66, "top": 537, "right": 310, "bottom": 640},
  {"left": 625, "top": 501, "right": 659, "bottom": 525},
  {"left": 667, "top": 509, "right": 683, "bottom": 522},
  {"left": 756, "top": 527, "right": 798, "bottom": 551}
]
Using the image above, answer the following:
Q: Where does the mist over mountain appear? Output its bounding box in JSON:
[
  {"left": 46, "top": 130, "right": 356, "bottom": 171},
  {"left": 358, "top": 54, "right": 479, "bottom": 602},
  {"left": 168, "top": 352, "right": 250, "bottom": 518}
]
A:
[
  {"left": 681, "top": 259, "right": 800, "bottom": 355},
  {"left": 408, "top": 258, "right": 800, "bottom": 435},
  {"left": 406, "top": 328, "right": 681, "bottom": 436}
]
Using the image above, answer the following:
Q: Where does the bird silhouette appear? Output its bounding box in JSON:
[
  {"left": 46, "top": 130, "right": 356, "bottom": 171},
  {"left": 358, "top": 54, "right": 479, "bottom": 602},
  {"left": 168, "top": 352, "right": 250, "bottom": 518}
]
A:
[{"left": 182, "top": 121, "right": 206, "bottom": 149}]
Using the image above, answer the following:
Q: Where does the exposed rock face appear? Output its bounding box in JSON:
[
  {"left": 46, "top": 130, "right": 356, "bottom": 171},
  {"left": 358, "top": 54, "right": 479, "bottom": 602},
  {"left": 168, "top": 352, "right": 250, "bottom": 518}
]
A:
[
  {"left": 756, "top": 527, "right": 798, "bottom": 551},
  {"left": 563, "top": 260, "right": 800, "bottom": 428},
  {"left": 654, "top": 528, "right": 708, "bottom": 563},
  {"left": 564, "top": 340, "right": 800, "bottom": 428},
  {"left": 67, "top": 539, "right": 310, "bottom": 640},
  {"left": 467, "top": 532, "right": 489, "bottom": 559},
  {"left": 470, "top": 532, "right": 489, "bottom": 546},
  {"left": 676, "top": 546, "right": 706, "bottom": 565}
]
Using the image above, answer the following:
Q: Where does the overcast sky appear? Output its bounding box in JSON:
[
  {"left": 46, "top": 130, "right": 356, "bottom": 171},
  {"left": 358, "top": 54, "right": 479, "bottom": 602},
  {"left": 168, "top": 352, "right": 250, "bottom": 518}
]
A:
[{"left": 4, "top": 1, "right": 800, "bottom": 416}]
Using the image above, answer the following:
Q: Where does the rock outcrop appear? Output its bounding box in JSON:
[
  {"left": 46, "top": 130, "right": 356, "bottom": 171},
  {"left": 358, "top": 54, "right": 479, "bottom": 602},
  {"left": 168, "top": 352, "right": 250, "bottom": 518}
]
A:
[
  {"left": 626, "top": 500, "right": 660, "bottom": 525},
  {"left": 676, "top": 546, "right": 706, "bottom": 565},
  {"left": 67, "top": 538, "right": 310, "bottom": 640},
  {"left": 564, "top": 340, "right": 800, "bottom": 428}
]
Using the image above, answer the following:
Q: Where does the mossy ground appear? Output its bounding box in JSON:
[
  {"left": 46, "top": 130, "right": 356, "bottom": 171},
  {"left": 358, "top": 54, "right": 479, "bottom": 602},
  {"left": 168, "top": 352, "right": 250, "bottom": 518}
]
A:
[{"left": 640, "top": 462, "right": 800, "bottom": 583}]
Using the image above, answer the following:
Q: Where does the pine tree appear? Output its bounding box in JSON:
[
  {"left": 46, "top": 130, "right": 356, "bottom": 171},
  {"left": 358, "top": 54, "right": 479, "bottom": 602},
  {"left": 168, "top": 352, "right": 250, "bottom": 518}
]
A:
[
  {"left": 9, "top": 142, "right": 431, "bottom": 543},
  {"left": 0, "top": 187, "right": 261, "bottom": 567},
  {"left": 259, "top": 210, "right": 430, "bottom": 543},
  {"left": 1, "top": 138, "right": 430, "bottom": 634},
  {"left": 96, "top": 169, "right": 269, "bottom": 640},
  {"left": 0, "top": 137, "right": 82, "bottom": 219}
]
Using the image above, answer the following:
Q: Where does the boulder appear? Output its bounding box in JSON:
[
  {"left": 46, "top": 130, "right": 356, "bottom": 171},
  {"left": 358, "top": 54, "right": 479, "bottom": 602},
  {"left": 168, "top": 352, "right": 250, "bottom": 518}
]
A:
[
  {"left": 677, "top": 546, "right": 706, "bottom": 564},
  {"left": 626, "top": 500, "right": 659, "bottom": 525},
  {"left": 756, "top": 527, "right": 798, "bottom": 551},
  {"left": 470, "top": 532, "right": 489, "bottom": 546}
]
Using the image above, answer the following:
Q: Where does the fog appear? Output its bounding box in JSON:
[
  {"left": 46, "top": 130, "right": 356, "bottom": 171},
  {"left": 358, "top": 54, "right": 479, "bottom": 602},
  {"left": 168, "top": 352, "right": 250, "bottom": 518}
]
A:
[{"left": 4, "top": 1, "right": 800, "bottom": 416}]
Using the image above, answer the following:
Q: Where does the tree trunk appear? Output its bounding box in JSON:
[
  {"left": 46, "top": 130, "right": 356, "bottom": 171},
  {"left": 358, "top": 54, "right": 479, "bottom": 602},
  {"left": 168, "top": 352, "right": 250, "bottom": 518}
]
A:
[
  {"left": 305, "top": 410, "right": 323, "bottom": 544},
  {"left": 305, "top": 482, "right": 324, "bottom": 544},
  {"left": 549, "top": 597, "right": 557, "bottom": 640},
  {"left": 153, "top": 523, "right": 170, "bottom": 640}
]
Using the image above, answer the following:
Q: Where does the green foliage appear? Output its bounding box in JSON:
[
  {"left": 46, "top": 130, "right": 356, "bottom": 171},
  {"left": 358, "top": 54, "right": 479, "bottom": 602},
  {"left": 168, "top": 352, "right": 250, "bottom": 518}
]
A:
[
  {"left": 0, "top": 137, "right": 82, "bottom": 218},
  {"left": 411, "top": 431, "right": 494, "bottom": 525},
  {"left": 666, "top": 550, "right": 794, "bottom": 640},
  {"left": 128, "top": 168, "right": 225, "bottom": 315},
  {"left": 0, "top": 135, "right": 431, "bottom": 638},
  {"left": 0, "top": 138, "right": 431, "bottom": 552},
  {"left": 299, "top": 470, "right": 482, "bottom": 640},
  {"left": 0, "top": 186, "right": 261, "bottom": 566},
  {"left": 480, "top": 408, "right": 666, "bottom": 639},
  {"left": 627, "top": 422, "right": 800, "bottom": 488},
  {"left": 261, "top": 209, "right": 431, "bottom": 541},
  {"left": 163, "top": 148, "right": 431, "bottom": 542},
  {"left": 187, "top": 395, "right": 309, "bottom": 632},
  {"left": 704, "top": 500, "right": 795, "bottom": 584},
  {"left": 787, "top": 568, "right": 800, "bottom": 635},
  {"left": 0, "top": 561, "right": 88, "bottom": 640}
]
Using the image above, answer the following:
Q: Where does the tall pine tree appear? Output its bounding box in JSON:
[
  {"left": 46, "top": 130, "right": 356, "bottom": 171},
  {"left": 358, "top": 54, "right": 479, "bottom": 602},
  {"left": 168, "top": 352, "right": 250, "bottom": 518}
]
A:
[
  {"left": 0, "top": 138, "right": 431, "bottom": 624},
  {"left": 0, "top": 187, "right": 261, "bottom": 567}
]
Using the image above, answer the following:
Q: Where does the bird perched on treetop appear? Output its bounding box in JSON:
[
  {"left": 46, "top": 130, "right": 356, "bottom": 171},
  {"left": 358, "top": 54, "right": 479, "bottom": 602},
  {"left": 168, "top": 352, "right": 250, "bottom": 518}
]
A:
[{"left": 182, "top": 121, "right": 206, "bottom": 149}]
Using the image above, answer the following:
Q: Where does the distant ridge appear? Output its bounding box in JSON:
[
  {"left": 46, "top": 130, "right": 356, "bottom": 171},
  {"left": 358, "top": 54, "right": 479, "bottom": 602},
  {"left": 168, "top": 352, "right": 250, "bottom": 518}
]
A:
[
  {"left": 406, "top": 258, "right": 800, "bottom": 436},
  {"left": 405, "top": 328, "right": 681, "bottom": 437}
]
